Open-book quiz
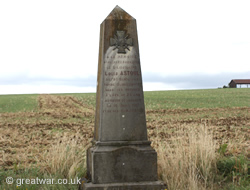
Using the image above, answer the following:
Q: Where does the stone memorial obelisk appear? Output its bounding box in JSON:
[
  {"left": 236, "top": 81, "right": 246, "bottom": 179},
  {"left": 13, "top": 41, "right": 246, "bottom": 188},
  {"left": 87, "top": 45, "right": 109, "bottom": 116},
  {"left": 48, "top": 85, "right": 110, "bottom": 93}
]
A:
[{"left": 80, "top": 5, "right": 166, "bottom": 190}]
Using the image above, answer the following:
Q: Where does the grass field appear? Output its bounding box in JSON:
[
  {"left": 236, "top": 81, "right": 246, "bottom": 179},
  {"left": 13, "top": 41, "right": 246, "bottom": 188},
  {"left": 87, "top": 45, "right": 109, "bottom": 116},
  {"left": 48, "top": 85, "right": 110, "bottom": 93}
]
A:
[
  {"left": 0, "top": 94, "right": 38, "bottom": 113},
  {"left": 144, "top": 88, "right": 250, "bottom": 109},
  {"left": 0, "top": 89, "right": 249, "bottom": 189},
  {"left": 1, "top": 89, "right": 249, "bottom": 113}
]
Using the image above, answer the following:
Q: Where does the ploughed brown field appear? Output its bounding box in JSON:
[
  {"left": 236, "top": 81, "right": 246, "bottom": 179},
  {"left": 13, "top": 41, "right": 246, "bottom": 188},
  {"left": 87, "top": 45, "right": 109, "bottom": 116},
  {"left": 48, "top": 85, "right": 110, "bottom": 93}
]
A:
[
  {"left": 1, "top": 94, "right": 249, "bottom": 169},
  {"left": 0, "top": 92, "right": 249, "bottom": 189}
]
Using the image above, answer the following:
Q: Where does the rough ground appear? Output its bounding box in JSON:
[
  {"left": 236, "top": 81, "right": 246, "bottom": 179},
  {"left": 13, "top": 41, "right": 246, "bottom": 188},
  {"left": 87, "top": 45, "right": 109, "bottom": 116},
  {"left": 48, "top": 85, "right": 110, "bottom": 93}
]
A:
[
  {"left": 0, "top": 94, "right": 249, "bottom": 169},
  {"left": 0, "top": 95, "right": 94, "bottom": 169}
]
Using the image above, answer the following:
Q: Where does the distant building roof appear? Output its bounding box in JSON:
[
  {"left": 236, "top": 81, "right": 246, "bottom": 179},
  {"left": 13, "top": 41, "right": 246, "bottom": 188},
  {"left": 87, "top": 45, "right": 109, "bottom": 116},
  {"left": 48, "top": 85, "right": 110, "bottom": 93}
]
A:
[{"left": 230, "top": 79, "right": 250, "bottom": 84}]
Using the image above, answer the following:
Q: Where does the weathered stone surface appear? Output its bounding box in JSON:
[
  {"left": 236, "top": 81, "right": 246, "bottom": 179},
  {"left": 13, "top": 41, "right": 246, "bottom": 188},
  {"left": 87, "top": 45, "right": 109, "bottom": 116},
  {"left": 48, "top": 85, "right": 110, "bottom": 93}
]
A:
[
  {"left": 94, "top": 5, "right": 147, "bottom": 142},
  {"left": 79, "top": 181, "right": 166, "bottom": 190},
  {"left": 87, "top": 145, "right": 157, "bottom": 184},
  {"left": 82, "top": 5, "right": 166, "bottom": 190}
]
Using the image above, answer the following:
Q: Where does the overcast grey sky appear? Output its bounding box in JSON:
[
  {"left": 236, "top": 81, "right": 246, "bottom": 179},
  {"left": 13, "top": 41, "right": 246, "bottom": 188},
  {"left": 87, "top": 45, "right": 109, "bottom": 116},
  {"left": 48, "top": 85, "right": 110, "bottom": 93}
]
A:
[{"left": 0, "top": 0, "right": 249, "bottom": 94}]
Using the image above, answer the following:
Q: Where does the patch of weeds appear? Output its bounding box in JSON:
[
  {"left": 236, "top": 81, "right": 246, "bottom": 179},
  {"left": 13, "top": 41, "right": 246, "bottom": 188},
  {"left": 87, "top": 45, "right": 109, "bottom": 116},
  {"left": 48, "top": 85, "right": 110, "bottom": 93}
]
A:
[
  {"left": 223, "top": 183, "right": 250, "bottom": 190},
  {"left": 50, "top": 128, "right": 64, "bottom": 133},
  {"left": 218, "top": 143, "right": 228, "bottom": 156},
  {"left": 216, "top": 144, "right": 250, "bottom": 188}
]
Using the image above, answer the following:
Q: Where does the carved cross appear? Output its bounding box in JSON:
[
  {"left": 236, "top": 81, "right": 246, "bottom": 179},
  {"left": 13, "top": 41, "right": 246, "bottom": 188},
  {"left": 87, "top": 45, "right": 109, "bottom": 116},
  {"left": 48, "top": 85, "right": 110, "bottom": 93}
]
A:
[{"left": 110, "top": 31, "right": 133, "bottom": 54}]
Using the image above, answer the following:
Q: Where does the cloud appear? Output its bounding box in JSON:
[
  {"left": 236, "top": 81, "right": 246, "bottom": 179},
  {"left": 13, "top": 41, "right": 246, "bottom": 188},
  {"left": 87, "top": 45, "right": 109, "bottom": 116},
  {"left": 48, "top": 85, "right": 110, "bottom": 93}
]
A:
[
  {"left": 142, "top": 71, "right": 250, "bottom": 90},
  {"left": 0, "top": 75, "right": 96, "bottom": 87},
  {"left": 0, "top": 75, "right": 97, "bottom": 94},
  {"left": 1, "top": 70, "right": 249, "bottom": 94},
  {"left": 0, "top": 85, "right": 96, "bottom": 95}
]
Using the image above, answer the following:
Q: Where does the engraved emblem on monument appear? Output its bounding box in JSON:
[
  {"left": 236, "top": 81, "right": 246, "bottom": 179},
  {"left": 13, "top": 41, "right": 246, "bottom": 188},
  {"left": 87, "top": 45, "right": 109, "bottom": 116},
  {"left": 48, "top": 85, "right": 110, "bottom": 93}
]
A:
[{"left": 110, "top": 31, "right": 133, "bottom": 53}]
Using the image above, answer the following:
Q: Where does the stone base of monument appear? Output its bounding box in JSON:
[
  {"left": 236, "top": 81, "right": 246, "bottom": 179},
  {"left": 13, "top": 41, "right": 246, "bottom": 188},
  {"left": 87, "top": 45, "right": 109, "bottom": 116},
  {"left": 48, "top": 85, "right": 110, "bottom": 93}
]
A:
[
  {"left": 78, "top": 141, "right": 166, "bottom": 190},
  {"left": 79, "top": 181, "right": 166, "bottom": 190},
  {"left": 87, "top": 142, "right": 157, "bottom": 183}
]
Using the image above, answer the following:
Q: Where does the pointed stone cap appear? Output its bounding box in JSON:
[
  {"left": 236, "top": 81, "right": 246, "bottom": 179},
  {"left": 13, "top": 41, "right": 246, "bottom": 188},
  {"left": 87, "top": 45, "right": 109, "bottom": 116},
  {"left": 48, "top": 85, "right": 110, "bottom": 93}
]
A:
[{"left": 106, "top": 5, "right": 135, "bottom": 20}]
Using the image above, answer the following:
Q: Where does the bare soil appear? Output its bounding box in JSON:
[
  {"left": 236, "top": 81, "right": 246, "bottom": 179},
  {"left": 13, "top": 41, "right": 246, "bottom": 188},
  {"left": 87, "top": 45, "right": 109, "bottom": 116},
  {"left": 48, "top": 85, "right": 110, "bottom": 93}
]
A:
[{"left": 0, "top": 95, "right": 249, "bottom": 170}]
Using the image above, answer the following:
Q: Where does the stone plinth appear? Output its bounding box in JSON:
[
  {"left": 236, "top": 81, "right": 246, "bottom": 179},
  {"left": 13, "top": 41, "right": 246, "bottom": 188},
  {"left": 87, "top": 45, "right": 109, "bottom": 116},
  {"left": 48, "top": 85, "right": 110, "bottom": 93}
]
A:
[
  {"left": 87, "top": 144, "right": 157, "bottom": 184},
  {"left": 80, "top": 181, "right": 165, "bottom": 190}
]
